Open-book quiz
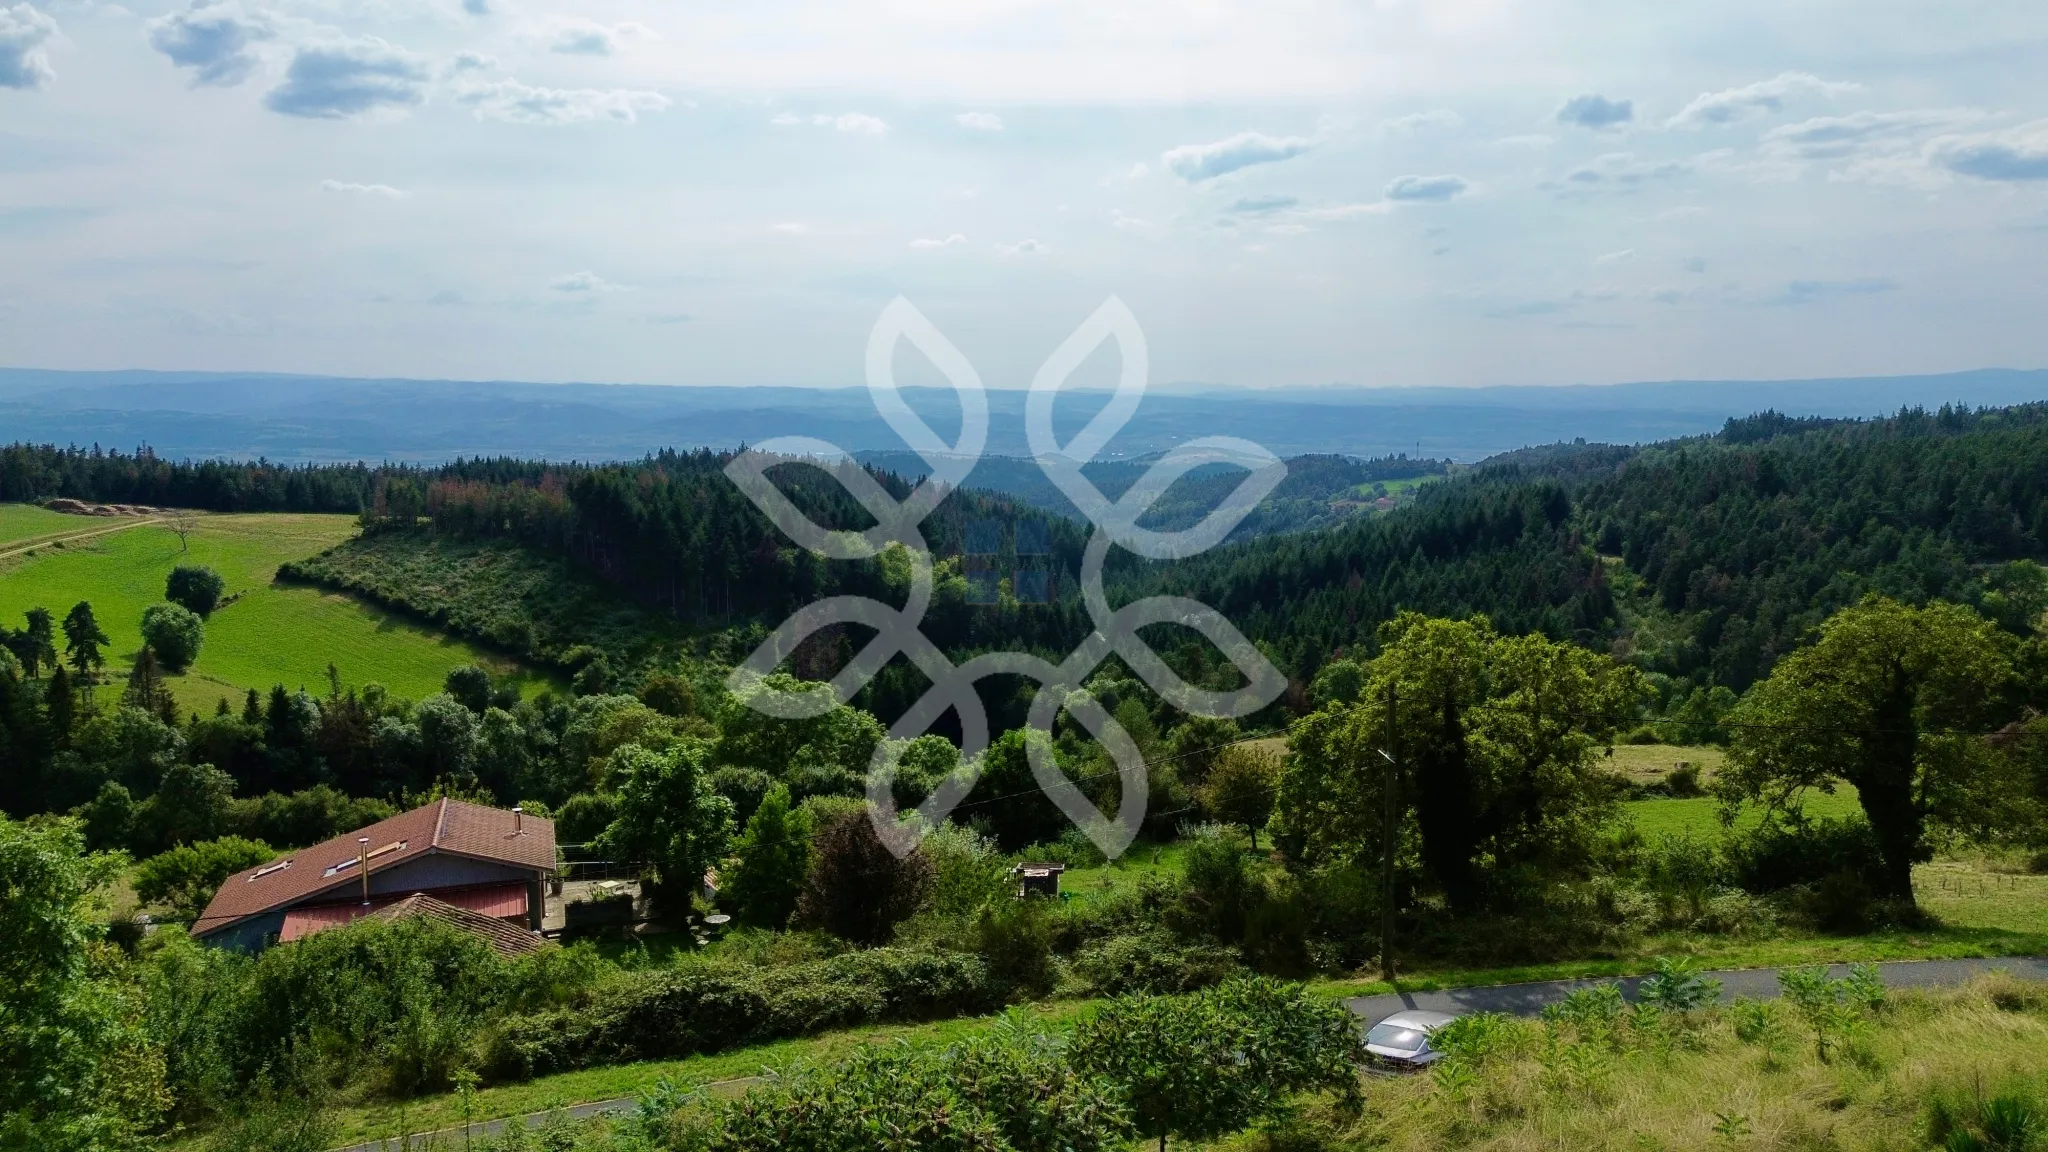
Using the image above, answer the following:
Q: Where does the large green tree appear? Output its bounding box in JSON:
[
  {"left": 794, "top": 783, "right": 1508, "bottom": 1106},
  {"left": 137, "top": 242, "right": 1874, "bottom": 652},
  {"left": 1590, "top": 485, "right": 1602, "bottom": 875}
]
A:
[
  {"left": 593, "top": 742, "right": 734, "bottom": 915},
  {"left": 1276, "top": 612, "right": 1637, "bottom": 912},
  {"left": 0, "top": 815, "right": 167, "bottom": 1149},
  {"left": 718, "top": 784, "right": 812, "bottom": 930},
  {"left": 1719, "top": 595, "right": 2016, "bottom": 902},
  {"left": 139, "top": 603, "right": 204, "bottom": 673}
]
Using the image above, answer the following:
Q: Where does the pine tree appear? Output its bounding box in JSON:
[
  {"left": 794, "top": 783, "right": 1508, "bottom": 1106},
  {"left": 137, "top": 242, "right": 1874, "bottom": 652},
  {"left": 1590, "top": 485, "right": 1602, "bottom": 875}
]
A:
[
  {"left": 61, "top": 602, "right": 109, "bottom": 685},
  {"left": 124, "top": 648, "right": 176, "bottom": 724},
  {"left": 19, "top": 608, "right": 56, "bottom": 678},
  {"left": 721, "top": 785, "right": 813, "bottom": 930}
]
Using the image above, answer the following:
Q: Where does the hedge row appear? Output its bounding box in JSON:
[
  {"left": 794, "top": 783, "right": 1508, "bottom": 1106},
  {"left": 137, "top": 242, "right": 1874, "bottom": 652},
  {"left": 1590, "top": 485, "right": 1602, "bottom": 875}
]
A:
[{"left": 486, "top": 947, "right": 995, "bottom": 1078}]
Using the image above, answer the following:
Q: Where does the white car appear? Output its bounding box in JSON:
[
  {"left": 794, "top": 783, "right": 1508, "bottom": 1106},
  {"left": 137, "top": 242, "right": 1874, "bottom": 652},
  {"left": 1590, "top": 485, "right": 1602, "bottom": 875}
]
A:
[{"left": 1364, "top": 1009, "right": 1458, "bottom": 1067}]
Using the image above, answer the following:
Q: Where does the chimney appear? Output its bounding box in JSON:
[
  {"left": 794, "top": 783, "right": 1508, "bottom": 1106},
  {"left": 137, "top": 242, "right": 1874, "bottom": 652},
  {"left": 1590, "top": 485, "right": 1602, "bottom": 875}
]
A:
[
  {"left": 358, "top": 836, "right": 371, "bottom": 906},
  {"left": 513, "top": 806, "right": 523, "bottom": 835}
]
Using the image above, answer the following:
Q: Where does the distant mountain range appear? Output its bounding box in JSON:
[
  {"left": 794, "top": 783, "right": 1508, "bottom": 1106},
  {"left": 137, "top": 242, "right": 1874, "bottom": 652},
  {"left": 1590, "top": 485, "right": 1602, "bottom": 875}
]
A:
[{"left": 3, "top": 366, "right": 2045, "bottom": 465}]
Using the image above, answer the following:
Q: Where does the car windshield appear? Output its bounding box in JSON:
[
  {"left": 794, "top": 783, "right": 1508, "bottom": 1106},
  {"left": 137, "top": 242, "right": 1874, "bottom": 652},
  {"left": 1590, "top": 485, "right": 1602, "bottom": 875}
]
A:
[{"left": 1367, "top": 1024, "right": 1430, "bottom": 1050}]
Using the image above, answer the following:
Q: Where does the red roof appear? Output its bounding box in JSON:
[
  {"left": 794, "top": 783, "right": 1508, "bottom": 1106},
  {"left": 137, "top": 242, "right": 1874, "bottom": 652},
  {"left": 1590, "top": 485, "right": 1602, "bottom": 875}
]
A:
[
  {"left": 279, "top": 882, "right": 531, "bottom": 941},
  {"left": 279, "top": 889, "right": 547, "bottom": 957},
  {"left": 195, "top": 798, "right": 555, "bottom": 939}
]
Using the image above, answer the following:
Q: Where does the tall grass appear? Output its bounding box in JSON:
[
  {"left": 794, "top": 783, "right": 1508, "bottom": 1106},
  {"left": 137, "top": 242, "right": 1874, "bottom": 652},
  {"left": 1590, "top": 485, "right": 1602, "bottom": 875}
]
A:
[{"left": 1238, "top": 974, "right": 2048, "bottom": 1152}]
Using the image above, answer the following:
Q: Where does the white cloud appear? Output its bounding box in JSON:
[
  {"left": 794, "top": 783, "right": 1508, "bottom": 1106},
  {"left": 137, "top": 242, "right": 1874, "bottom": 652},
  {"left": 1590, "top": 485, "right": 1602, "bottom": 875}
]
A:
[
  {"left": 547, "top": 18, "right": 657, "bottom": 57},
  {"left": 1493, "top": 134, "right": 1554, "bottom": 147},
  {"left": 1556, "top": 94, "right": 1633, "bottom": 130},
  {"left": 1162, "top": 131, "right": 1314, "bottom": 182},
  {"left": 1667, "top": 71, "right": 1860, "bottom": 129},
  {"left": 1266, "top": 222, "right": 1312, "bottom": 235},
  {"left": 146, "top": 2, "right": 272, "bottom": 89},
  {"left": 954, "top": 111, "right": 1002, "bottom": 131},
  {"left": 1124, "top": 162, "right": 1149, "bottom": 181},
  {"left": 1384, "top": 173, "right": 1469, "bottom": 202},
  {"left": 0, "top": 2, "right": 58, "bottom": 91},
  {"left": 909, "top": 233, "right": 967, "bottom": 249},
  {"left": 454, "top": 77, "right": 672, "bottom": 125},
  {"left": 1927, "top": 120, "right": 2048, "bottom": 182},
  {"left": 822, "top": 112, "right": 887, "bottom": 134},
  {"left": 321, "top": 179, "right": 407, "bottom": 197},
  {"left": 551, "top": 270, "right": 627, "bottom": 292},
  {"left": 1761, "top": 109, "right": 1973, "bottom": 161},
  {"left": 1595, "top": 248, "right": 1635, "bottom": 264},
  {"left": 1381, "top": 109, "right": 1460, "bottom": 135},
  {"left": 449, "top": 50, "right": 494, "bottom": 72},
  {"left": 1563, "top": 151, "right": 1690, "bottom": 186},
  {"left": 265, "top": 37, "right": 431, "bottom": 119},
  {"left": 996, "top": 238, "right": 1046, "bottom": 256},
  {"left": 1111, "top": 210, "right": 1152, "bottom": 229},
  {"left": 1228, "top": 195, "right": 1297, "bottom": 215}
]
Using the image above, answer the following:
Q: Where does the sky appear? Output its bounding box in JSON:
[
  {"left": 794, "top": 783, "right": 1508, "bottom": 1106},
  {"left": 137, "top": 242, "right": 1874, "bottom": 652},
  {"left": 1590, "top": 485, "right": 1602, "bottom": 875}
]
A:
[{"left": 2, "top": 0, "right": 2047, "bottom": 391}]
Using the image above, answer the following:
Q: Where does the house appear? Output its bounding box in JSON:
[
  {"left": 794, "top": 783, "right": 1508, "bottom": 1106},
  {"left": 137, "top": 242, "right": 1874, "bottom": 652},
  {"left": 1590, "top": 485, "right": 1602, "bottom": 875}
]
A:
[{"left": 193, "top": 798, "right": 557, "bottom": 953}]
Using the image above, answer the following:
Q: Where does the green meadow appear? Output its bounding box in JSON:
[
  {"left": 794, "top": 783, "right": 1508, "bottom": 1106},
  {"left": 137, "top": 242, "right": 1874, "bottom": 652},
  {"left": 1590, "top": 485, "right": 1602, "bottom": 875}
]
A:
[
  {"left": 0, "top": 501, "right": 112, "bottom": 547},
  {"left": 1623, "top": 787, "right": 1864, "bottom": 839},
  {"left": 0, "top": 508, "right": 557, "bottom": 712}
]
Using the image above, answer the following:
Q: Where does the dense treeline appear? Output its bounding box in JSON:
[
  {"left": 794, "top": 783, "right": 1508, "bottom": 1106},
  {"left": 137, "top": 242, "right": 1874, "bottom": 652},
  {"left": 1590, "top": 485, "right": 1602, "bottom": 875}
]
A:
[
  {"left": 0, "top": 443, "right": 386, "bottom": 512},
  {"left": 1110, "top": 404, "right": 2048, "bottom": 695}
]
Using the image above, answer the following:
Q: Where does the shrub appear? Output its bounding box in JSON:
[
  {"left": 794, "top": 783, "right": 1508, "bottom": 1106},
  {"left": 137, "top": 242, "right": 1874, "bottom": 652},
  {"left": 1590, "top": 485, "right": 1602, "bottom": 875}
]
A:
[
  {"left": 1664, "top": 763, "right": 1703, "bottom": 797},
  {"left": 974, "top": 897, "right": 1057, "bottom": 1000},
  {"left": 1642, "top": 830, "right": 1725, "bottom": 924},
  {"left": 134, "top": 837, "right": 277, "bottom": 918},
  {"left": 1068, "top": 931, "right": 1241, "bottom": 997},
  {"left": 665, "top": 1025, "right": 1131, "bottom": 1152},
  {"left": 1635, "top": 956, "right": 1721, "bottom": 1012},
  {"left": 553, "top": 792, "right": 617, "bottom": 850},
  {"left": 921, "top": 822, "right": 1012, "bottom": 917},
  {"left": 1071, "top": 978, "right": 1365, "bottom": 1151},
  {"left": 486, "top": 947, "right": 995, "bottom": 1078},
  {"left": 165, "top": 565, "right": 226, "bottom": 617},
  {"left": 1726, "top": 815, "right": 1888, "bottom": 895},
  {"left": 793, "top": 809, "right": 933, "bottom": 945},
  {"left": 140, "top": 602, "right": 205, "bottom": 672}
]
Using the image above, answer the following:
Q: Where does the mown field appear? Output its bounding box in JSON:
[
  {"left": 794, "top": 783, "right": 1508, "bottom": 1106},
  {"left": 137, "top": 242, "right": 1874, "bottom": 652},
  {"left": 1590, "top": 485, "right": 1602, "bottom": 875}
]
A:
[
  {"left": 0, "top": 507, "right": 557, "bottom": 712},
  {"left": 0, "top": 501, "right": 97, "bottom": 546}
]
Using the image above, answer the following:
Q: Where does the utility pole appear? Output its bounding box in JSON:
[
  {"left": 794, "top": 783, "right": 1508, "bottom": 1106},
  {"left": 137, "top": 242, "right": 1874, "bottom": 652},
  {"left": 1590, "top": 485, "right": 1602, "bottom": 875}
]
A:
[{"left": 1378, "top": 682, "right": 1399, "bottom": 984}]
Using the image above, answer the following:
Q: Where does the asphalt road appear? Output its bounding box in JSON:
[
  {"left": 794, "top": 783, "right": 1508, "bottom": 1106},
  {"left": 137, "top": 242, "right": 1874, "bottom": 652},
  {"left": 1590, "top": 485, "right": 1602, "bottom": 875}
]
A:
[{"left": 335, "top": 955, "right": 2048, "bottom": 1152}]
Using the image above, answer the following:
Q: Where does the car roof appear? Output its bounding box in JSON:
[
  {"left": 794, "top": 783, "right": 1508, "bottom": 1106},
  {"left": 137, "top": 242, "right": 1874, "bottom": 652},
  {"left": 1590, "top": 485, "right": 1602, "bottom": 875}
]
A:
[{"left": 1374, "top": 1010, "right": 1458, "bottom": 1029}]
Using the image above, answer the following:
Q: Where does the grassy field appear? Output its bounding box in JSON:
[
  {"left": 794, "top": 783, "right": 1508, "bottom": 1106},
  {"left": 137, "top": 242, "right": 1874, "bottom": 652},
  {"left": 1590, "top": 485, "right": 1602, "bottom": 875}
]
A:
[
  {"left": 1234, "top": 976, "right": 2048, "bottom": 1152},
  {"left": 0, "top": 501, "right": 102, "bottom": 546},
  {"left": 0, "top": 508, "right": 557, "bottom": 713},
  {"left": 1623, "top": 787, "right": 1864, "bottom": 840},
  {"left": 1606, "top": 742, "right": 1727, "bottom": 785}
]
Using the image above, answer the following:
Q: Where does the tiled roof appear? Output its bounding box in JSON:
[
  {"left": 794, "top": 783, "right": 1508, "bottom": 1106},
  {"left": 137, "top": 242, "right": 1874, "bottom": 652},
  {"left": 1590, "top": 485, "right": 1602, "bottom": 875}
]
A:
[
  {"left": 276, "top": 882, "right": 532, "bottom": 942},
  {"left": 276, "top": 890, "right": 547, "bottom": 957},
  {"left": 374, "top": 893, "right": 548, "bottom": 957},
  {"left": 194, "top": 798, "right": 555, "bottom": 938}
]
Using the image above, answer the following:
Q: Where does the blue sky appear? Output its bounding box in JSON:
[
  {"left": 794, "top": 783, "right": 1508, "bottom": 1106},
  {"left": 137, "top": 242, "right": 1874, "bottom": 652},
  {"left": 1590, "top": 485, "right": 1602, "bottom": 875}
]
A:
[{"left": 2, "top": 0, "right": 2046, "bottom": 390}]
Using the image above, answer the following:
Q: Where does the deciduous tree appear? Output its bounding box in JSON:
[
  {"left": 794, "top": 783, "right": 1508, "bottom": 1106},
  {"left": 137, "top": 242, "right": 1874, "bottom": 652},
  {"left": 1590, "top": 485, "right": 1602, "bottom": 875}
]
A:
[{"left": 1719, "top": 595, "right": 2015, "bottom": 902}]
